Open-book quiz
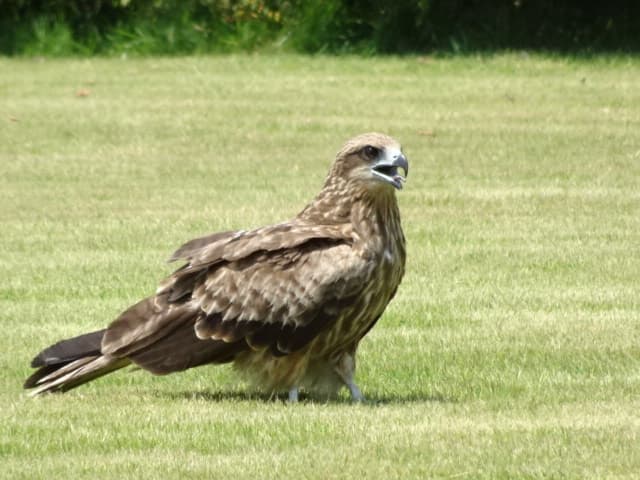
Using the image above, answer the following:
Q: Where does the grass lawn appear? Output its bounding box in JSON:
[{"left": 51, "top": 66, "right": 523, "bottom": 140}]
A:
[{"left": 1, "top": 53, "right": 639, "bottom": 478}]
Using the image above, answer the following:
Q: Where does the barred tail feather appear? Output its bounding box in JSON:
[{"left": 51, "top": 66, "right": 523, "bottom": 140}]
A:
[
  {"left": 24, "top": 329, "right": 130, "bottom": 396},
  {"left": 29, "top": 329, "right": 106, "bottom": 369},
  {"left": 26, "top": 355, "right": 131, "bottom": 396}
]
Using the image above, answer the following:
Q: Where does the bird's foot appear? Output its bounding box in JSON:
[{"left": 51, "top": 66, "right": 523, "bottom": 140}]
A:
[
  {"left": 288, "top": 386, "right": 299, "bottom": 403},
  {"left": 347, "top": 381, "right": 364, "bottom": 402}
]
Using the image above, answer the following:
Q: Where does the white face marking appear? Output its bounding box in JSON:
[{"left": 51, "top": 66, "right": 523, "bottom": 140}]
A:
[
  {"left": 370, "top": 144, "right": 407, "bottom": 189},
  {"left": 384, "top": 146, "right": 403, "bottom": 163},
  {"left": 384, "top": 248, "right": 393, "bottom": 262}
]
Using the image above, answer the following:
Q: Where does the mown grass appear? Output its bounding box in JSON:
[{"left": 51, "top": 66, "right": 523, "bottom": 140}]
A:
[{"left": 1, "top": 54, "right": 639, "bottom": 478}]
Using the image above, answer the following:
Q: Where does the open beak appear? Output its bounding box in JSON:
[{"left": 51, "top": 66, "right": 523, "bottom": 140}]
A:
[{"left": 372, "top": 152, "right": 409, "bottom": 190}]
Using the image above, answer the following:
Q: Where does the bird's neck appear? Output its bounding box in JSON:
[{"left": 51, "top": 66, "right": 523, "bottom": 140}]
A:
[
  {"left": 296, "top": 176, "right": 353, "bottom": 224},
  {"left": 297, "top": 178, "right": 404, "bottom": 257},
  {"left": 349, "top": 188, "right": 404, "bottom": 260}
]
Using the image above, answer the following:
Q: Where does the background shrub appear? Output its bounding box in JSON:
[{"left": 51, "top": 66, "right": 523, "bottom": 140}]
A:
[{"left": 0, "top": 0, "right": 638, "bottom": 55}]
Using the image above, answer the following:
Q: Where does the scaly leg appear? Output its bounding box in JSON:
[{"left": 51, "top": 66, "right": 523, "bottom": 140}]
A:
[
  {"left": 288, "top": 386, "right": 299, "bottom": 403},
  {"left": 333, "top": 351, "right": 364, "bottom": 402},
  {"left": 346, "top": 381, "right": 363, "bottom": 402}
]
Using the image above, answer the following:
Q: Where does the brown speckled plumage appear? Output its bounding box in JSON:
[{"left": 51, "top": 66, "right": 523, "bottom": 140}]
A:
[{"left": 25, "top": 133, "right": 408, "bottom": 400}]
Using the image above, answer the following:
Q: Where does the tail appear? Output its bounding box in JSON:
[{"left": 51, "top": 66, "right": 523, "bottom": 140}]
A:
[{"left": 24, "top": 329, "right": 131, "bottom": 396}]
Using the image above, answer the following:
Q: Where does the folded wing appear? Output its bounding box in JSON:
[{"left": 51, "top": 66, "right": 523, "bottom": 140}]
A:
[{"left": 99, "top": 222, "right": 368, "bottom": 373}]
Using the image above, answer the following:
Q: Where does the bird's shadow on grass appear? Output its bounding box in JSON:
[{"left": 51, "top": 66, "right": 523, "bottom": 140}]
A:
[
  {"left": 363, "top": 391, "right": 457, "bottom": 405},
  {"left": 161, "top": 389, "right": 457, "bottom": 405}
]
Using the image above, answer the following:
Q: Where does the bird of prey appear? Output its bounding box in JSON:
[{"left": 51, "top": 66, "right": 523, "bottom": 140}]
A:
[{"left": 24, "top": 132, "right": 408, "bottom": 402}]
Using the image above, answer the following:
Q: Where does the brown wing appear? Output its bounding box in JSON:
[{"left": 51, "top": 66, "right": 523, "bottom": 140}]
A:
[
  {"left": 99, "top": 222, "right": 367, "bottom": 372},
  {"left": 192, "top": 237, "right": 371, "bottom": 356},
  {"left": 168, "top": 229, "right": 239, "bottom": 262},
  {"left": 160, "top": 222, "right": 353, "bottom": 302},
  {"left": 170, "top": 222, "right": 354, "bottom": 268}
]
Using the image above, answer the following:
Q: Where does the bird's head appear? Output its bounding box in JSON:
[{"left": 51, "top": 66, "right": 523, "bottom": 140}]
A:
[{"left": 331, "top": 132, "right": 408, "bottom": 191}]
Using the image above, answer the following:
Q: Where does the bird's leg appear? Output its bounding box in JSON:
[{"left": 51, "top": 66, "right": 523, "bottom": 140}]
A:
[
  {"left": 288, "top": 386, "right": 299, "bottom": 403},
  {"left": 346, "top": 381, "right": 363, "bottom": 402},
  {"left": 333, "top": 351, "right": 364, "bottom": 402}
]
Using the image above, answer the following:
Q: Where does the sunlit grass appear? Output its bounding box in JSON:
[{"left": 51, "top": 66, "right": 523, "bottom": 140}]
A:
[{"left": 1, "top": 54, "right": 639, "bottom": 478}]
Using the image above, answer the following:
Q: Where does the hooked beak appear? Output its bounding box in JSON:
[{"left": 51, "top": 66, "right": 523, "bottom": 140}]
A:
[{"left": 371, "top": 151, "right": 409, "bottom": 190}]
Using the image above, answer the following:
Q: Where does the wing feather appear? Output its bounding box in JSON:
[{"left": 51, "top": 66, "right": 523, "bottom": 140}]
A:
[
  {"left": 170, "top": 223, "right": 352, "bottom": 268},
  {"left": 100, "top": 221, "right": 364, "bottom": 371},
  {"left": 101, "top": 297, "right": 195, "bottom": 357},
  {"left": 193, "top": 237, "right": 370, "bottom": 355},
  {"left": 168, "top": 230, "right": 239, "bottom": 262}
]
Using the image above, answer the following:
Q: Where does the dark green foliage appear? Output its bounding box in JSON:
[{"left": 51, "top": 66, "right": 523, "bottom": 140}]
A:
[
  {"left": 0, "top": 0, "right": 284, "bottom": 55},
  {"left": 1, "top": 0, "right": 639, "bottom": 55}
]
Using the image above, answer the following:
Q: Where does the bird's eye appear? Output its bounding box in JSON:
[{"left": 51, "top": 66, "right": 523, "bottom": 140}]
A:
[{"left": 363, "top": 145, "right": 379, "bottom": 159}]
